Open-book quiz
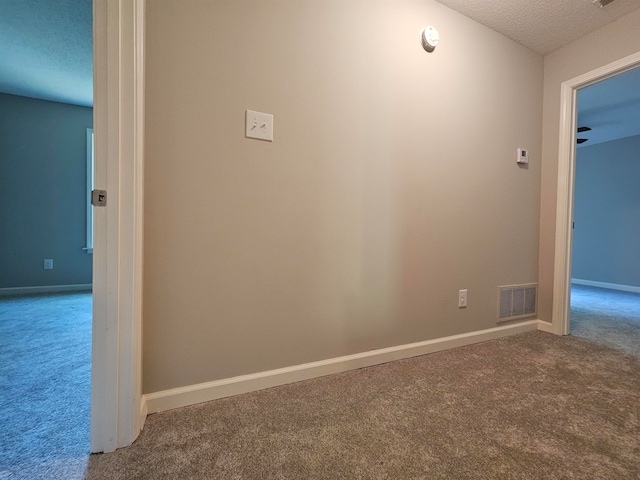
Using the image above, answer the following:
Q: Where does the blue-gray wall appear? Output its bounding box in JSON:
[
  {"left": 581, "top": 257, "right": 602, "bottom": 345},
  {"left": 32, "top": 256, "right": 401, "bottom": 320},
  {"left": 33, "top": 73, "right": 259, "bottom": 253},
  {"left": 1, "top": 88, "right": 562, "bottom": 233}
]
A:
[
  {"left": 572, "top": 134, "right": 640, "bottom": 287},
  {"left": 0, "top": 93, "right": 93, "bottom": 288}
]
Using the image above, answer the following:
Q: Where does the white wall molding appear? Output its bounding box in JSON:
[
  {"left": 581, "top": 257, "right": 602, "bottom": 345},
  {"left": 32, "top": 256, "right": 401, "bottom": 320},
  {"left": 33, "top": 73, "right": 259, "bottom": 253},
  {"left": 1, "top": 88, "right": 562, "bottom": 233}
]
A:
[
  {"left": 144, "top": 320, "right": 539, "bottom": 414},
  {"left": 552, "top": 51, "right": 640, "bottom": 337},
  {"left": 139, "top": 396, "right": 148, "bottom": 432},
  {"left": 572, "top": 278, "right": 640, "bottom": 294},
  {"left": 537, "top": 320, "right": 555, "bottom": 333},
  {"left": 0, "top": 284, "right": 92, "bottom": 296}
]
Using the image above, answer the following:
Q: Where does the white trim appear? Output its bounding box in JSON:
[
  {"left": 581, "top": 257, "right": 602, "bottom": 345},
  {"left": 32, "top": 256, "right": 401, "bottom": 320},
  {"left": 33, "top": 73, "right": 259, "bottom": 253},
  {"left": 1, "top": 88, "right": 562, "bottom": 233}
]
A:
[
  {"left": 132, "top": 0, "right": 146, "bottom": 445},
  {"left": 90, "top": 0, "right": 145, "bottom": 453},
  {"left": 139, "top": 396, "right": 148, "bottom": 432},
  {"left": 571, "top": 278, "right": 640, "bottom": 294},
  {"left": 0, "top": 284, "right": 92, "bottom": 297},
  {"left": 144, "top": 320, "right": 539, "bottom": 414},
  {"left": 536, "top": 320, "right": 555, "bottom": 334},
  {"left": 551, "top": 80, "right": 577, "bottom": 336},
  {"left": 552, "top": 51, "right": 640, "bottom": 337}
]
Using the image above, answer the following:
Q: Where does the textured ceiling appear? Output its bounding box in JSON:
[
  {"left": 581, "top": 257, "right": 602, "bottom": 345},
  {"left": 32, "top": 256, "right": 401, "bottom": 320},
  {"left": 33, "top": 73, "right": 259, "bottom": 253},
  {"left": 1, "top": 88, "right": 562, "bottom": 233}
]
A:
[
  {"left": 431, "top": 0, "right": 640, "bottom": 148},
  {"left": 433, "top": 0, "right": 640, "bottom": 55},
  {"left": 0, "top": 0, "right": 92, "bottom": 107}
]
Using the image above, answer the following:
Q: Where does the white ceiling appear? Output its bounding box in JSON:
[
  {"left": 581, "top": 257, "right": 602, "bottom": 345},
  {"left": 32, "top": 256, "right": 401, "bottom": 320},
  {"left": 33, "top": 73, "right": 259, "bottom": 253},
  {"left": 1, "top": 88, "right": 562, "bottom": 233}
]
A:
[
  {"left": 436, "top": 0, "right": 640, "bottom": 147},
  {"left": 433, "top": 0, "right": 640, "bottom": 55},
  {"left": 434, "top": 0, "right": 640, "bottom": 147}
]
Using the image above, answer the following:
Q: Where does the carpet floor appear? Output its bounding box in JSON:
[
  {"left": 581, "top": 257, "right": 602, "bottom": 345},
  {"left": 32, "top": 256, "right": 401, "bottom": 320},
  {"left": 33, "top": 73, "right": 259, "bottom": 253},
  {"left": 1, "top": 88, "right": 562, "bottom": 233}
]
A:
[
  {"left": 571, "top": 284, "right": 640, "bottom": 357},
  {"left": 3, "top": 290, "right": 639, "bottom": 479},
  {"left": 0, "top": 293, "right": 92, "bottom": 480},
  {"left": 87, "top": 331, "right": 640, "bottom": 480}
]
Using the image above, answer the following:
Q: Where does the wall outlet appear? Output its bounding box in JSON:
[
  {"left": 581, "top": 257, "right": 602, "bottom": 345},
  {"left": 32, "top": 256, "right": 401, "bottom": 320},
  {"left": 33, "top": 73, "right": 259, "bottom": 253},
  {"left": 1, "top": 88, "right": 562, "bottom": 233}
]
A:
[
  {"left": 458, "top": 289, "right": 468, "bottom": 308},
  {"left": 44, "top": 259, "right": 54, "bottom": 270}
]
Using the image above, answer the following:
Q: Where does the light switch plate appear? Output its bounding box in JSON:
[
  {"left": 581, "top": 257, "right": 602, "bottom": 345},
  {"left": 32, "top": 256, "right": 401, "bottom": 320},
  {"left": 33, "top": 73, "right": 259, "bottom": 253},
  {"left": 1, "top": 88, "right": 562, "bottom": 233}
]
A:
[{"left": 245, "top": 110, "right": 273, "bottom": 142}]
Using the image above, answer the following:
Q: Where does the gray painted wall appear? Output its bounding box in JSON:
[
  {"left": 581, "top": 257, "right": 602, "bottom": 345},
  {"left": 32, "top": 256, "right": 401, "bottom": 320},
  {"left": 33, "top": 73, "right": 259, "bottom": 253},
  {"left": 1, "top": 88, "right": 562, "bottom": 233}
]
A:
[
  {"left": 143, "top": 0, "right": 543, "bottom": 394},
  {"left": 0, "top": 93, "right": 93, "bottom": 288},
  {"left": 572, "top": 134, "right": 640, "bottom": 287}
]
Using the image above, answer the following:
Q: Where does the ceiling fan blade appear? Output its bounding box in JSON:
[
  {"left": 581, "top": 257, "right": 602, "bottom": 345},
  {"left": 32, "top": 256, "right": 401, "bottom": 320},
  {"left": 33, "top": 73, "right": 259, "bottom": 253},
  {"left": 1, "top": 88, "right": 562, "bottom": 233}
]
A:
[
  {"left": 577, "top": 138, "right": 589, "bottom": 144},
  {"left": 577, "top": 126, "right": 592, "bottom": 132}
]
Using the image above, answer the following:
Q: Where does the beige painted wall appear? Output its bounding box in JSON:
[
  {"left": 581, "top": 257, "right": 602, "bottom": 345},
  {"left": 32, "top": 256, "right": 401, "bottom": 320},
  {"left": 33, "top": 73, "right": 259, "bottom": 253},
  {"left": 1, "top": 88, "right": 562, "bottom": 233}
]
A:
[
  {"left": 144, "top": 0, "right": 543, "bottom": 394},
  {"left": 538, "top": 8, "right": 640, "bottom": 323}
]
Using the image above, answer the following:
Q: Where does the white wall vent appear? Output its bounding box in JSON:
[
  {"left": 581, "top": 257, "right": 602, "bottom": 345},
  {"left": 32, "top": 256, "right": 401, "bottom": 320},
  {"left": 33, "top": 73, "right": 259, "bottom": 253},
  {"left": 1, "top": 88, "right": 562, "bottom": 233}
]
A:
[{"left": 497, "top": 283, "right": 537, "bottom": 322}]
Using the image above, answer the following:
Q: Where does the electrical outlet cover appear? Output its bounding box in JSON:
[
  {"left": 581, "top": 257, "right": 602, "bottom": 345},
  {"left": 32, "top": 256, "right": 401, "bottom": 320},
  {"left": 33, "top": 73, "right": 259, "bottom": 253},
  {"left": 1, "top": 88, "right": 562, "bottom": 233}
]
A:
[{"left": 458, "top": 289, "right": 468, "bottom": 308}]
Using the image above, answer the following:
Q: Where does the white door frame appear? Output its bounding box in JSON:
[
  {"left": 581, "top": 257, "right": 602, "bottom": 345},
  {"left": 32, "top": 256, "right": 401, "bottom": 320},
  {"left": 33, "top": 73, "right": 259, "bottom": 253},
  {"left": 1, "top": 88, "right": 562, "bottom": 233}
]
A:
[
  {"left": 551, "top": 51, "right": 640, "bottom": 336},
  {"left": 91, "top": 0, "right": 145, "bottom": 453}
]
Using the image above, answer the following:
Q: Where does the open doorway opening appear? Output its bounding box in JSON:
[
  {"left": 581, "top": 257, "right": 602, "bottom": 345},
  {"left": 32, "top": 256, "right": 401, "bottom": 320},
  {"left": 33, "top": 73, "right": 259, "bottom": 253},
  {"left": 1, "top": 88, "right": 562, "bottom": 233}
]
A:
[
  {"left": 0, "top": 100, "right": 94, "bottom": 478},
  {"left": 0, "top": 1, "right": 95, "bottom": 477},
  {"left": 569, "top": 66, "right": 640, "bottom": 356},
  {"left": 3, "top": 1, "right": 145, "bottom": 465},
  {"left": 552, "top": 51, "right": 640, "bottom": 341}
]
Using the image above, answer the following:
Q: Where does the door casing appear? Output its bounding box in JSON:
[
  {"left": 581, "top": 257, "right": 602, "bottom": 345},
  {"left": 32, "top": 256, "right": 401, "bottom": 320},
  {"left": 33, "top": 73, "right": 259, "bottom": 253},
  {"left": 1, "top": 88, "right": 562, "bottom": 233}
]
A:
[{"left": 90, "top": 0, "right": 145, "bottom": 453}]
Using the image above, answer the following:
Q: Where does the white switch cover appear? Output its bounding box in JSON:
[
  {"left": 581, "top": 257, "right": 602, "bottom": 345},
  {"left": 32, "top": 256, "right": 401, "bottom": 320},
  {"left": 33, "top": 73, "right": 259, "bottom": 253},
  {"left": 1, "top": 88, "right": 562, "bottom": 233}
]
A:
[
  {"left": 44, "top": 259, "right": 53, "bottom": 270},
  {"left": 245, "top": 110, "right": 273, "bottom": 142}
]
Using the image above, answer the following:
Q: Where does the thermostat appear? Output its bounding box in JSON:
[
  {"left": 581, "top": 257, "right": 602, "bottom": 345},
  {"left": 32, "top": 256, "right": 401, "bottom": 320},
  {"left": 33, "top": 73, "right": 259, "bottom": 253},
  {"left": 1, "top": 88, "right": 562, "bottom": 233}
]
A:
[{"left": 517, "top": 148, "right": 529, "bottom": 164}]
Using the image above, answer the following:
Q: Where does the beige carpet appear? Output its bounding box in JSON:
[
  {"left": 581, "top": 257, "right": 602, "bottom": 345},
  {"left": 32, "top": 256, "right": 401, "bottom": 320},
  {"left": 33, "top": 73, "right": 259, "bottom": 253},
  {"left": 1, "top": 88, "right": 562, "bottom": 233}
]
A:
[{"left": 86, "top": 331, "right": 640, "bottom": 479}]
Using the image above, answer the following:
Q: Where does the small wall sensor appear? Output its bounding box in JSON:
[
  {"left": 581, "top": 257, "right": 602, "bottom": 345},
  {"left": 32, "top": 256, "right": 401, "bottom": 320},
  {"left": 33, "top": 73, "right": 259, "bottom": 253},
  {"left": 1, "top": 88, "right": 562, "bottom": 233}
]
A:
[
  {"left": 421, "top": 26, "right": 439, "bottom": 52},
  {"left": 517, "top": 148, "right": 529, "bottom": 164}
]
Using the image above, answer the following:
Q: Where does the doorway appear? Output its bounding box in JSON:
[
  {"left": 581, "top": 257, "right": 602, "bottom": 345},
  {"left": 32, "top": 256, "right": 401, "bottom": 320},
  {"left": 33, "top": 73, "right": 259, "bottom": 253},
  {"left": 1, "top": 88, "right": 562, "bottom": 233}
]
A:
[
  {"left": 552, "top": 52, "right": 640, "bottom": 338},
  {"left": 0, "top": 0, "right": 145, "bottom": 461},
  {"left": 0, "top": 2, "right": 95, "bottom": 475},
  {"left": 568, "top": 66, "right": 640, "bottom": 355}
]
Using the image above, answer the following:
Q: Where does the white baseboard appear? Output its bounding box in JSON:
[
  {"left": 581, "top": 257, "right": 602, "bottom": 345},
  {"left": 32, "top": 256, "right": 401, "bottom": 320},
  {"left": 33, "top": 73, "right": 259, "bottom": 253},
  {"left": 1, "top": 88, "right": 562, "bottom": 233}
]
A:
[
  {"left": 143, "top": 320, "right": 539, "bottom": 414},
  {"left": 571, "top": 278, "right": 640, "bottom": 294},
  {"left": 536, "top": 320, "right": 555, "bottom": 334},
  {"left": 0, "top": 284, "right": 93, "bottom": 296}
]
